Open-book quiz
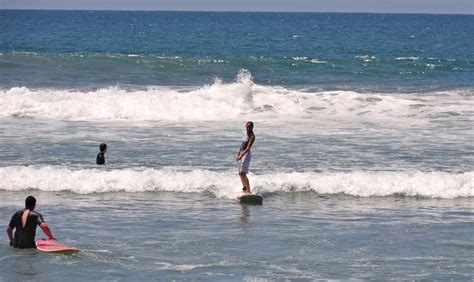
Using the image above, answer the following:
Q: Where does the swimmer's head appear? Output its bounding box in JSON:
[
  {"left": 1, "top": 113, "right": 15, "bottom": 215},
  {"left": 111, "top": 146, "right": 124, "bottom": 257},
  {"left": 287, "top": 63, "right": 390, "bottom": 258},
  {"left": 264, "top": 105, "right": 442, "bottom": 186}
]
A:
[
  {"left": 99, "top": 143, "right": 107, "bottom": 153},
  {"left": 245, "top": 121, "right": 254, "bottom": 134},
  {"left": 25, "top": 196, "right": 36, "bottom": 210}
]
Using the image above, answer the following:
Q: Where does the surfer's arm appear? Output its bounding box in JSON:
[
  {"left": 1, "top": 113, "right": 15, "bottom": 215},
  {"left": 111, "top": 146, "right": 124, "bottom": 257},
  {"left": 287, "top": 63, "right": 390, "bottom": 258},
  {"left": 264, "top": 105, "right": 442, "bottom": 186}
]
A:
[
  {"left": 236, "top": 146, "right": 242, "bottom": 160},
  {"left": 6, "top": 226, "right": 14, "bottom": 246},
  {"left": 40, "top": 223, "right": 56, "bottom": 240},
  {"left": 238, "top": 135, "right": 255, "bottom": 159}
]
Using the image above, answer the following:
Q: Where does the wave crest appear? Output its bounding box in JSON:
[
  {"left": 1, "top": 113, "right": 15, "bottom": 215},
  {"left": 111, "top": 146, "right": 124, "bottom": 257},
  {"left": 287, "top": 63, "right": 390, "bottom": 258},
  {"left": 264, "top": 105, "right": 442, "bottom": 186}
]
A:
[
  {"left": 0, "top": 166, "right": 472, "bottom": 199},
  {"left": 1, "top": 71, "right": 472, "bottom": 124}
]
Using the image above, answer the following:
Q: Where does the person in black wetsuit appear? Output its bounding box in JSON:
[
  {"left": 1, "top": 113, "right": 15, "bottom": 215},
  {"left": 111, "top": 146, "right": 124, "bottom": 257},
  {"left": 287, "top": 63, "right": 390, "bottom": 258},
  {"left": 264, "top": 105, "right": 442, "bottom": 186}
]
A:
[
  {"left": 96, "top": 143, "right": 107, "bottom": 165},
  {"left": 6, "top": 196, "right": 55, "bottom": 249}
]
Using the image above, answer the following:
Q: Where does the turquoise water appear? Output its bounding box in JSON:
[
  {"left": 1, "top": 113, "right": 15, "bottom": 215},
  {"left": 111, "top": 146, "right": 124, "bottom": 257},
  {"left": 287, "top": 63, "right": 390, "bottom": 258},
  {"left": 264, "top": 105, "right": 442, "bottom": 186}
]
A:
[{"left": 0, "top": 11, "right": 473, "bottom": 280}]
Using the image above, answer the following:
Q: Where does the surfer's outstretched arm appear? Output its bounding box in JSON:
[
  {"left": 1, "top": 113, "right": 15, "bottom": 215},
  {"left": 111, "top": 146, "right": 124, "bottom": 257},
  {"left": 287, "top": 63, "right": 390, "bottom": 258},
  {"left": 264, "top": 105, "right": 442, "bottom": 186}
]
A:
[{"left": 40, "top": 223, "right": 55, "bottom": 240}]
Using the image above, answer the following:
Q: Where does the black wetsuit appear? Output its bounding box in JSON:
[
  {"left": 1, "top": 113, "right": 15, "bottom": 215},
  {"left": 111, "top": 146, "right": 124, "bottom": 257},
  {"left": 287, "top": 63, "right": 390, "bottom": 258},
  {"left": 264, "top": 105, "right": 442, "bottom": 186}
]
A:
[
  {"left": 9, "top": 209, "right": 45, "bottom": 249},
  {"left": 96, "top": 152, "right": 105, "bottom": 165}
]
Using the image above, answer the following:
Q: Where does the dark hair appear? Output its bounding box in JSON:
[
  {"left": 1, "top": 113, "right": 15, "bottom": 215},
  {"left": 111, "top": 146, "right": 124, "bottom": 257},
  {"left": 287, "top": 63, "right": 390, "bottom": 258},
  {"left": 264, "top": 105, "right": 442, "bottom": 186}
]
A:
[
  {"left": 25, "top": 196, "right": 36, "bottom": 209},
  {"left": 246, "top": 121, "right": 254, "bottom": 134},
  {"left": 99, "top": 143, "right": 107, "bottom": 152}
]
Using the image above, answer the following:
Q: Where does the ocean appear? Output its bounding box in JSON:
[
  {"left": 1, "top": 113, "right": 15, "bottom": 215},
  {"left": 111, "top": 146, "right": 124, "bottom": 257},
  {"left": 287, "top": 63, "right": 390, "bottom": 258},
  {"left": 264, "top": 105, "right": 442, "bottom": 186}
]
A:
[{"left": 0, "top": 10, "right": 473, "bottom": 280}]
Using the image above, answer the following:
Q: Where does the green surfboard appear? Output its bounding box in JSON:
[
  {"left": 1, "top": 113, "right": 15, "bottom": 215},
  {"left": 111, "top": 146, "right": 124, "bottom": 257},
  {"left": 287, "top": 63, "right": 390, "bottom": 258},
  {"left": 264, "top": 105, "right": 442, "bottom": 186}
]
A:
[{"left": 239, "top": 194, "right": 263, "bottom": 205}]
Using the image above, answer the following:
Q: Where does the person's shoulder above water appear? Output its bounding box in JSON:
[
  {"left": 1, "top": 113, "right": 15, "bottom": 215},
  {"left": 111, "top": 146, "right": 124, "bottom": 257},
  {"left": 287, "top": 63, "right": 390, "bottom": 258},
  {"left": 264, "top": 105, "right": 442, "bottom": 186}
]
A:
[
  {"left": 96, "top": 152, "right": 105, "bottom": 165},
  {"left": 28, "top": 210, "right": 45, "bottom": 225},
  {"left": 8, "top": 209, "right": 23, "bottom": 228},
  {"left": 6, "top": 196, "right": 55, "bottom": 249},
  {"left": 96, "top": 143, "right": 107, "bottom": 165}
]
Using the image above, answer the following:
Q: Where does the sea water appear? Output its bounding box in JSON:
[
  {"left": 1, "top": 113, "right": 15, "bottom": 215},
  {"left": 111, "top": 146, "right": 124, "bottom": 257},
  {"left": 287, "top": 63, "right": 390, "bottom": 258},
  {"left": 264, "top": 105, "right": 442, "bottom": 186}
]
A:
[{"left": 0, "top": 11, "right": 473, "bottom": 280}]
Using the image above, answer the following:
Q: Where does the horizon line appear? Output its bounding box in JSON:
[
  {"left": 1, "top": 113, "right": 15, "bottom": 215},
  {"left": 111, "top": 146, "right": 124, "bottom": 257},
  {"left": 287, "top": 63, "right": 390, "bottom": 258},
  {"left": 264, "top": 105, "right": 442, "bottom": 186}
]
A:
[{"left": 1, "top": 8, "right": 473, "bottom": 16}]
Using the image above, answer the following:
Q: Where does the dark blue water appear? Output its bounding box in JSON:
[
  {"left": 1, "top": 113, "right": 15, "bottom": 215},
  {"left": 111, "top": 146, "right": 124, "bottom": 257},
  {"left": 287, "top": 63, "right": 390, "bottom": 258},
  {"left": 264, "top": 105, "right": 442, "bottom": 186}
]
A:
[{"left": 1, "top": 11, "right": 473, "bottom": 89}]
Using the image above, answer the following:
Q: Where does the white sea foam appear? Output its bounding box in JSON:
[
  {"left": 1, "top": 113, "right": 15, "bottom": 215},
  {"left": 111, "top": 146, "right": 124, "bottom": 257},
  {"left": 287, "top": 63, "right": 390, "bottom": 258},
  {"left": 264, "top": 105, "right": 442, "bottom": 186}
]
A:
[
  {"left": 0, "top": 70, "right": 472, "bottom": 125},
  {"left": 0, "top": 166, "right": 472, "bottom": 199},
  {"left": 394, "top": 57, "right": 421, "bottom": 61},
  {"left": 310, "top": 58, "right": 327, "bottom": 64},
  {"left": 355, "top": 55, "right": 377, "bottom": 62},
  {"left": 292, "top": 56, "right": 309, "bottom": 61}
]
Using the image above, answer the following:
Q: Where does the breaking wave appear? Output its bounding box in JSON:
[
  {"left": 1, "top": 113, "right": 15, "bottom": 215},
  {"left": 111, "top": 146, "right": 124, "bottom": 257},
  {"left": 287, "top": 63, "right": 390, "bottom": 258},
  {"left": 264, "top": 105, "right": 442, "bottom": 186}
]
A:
[
  {"left": 1, "top": 70, "right": 472, "bottom": 125},
  {"left": 0, "top": 166, "right": 472, "bottom": 199}
]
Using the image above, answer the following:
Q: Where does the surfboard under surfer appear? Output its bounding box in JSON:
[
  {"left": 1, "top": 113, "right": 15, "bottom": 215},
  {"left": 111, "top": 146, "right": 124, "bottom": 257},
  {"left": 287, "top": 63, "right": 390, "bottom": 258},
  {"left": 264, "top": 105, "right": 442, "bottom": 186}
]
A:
[
  {"left": 236, "top": 121, "right": 255, "bottom": 194},
  {"left": 6, "top": 196, "right": 56, "bottom": 249}
]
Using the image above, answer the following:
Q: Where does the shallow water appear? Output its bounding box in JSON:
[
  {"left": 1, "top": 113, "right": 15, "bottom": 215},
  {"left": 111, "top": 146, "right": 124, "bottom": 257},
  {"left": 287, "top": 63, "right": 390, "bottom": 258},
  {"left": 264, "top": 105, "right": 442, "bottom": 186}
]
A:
[{"left": 1, "top": 192, "right": 473, "bottom": 280}]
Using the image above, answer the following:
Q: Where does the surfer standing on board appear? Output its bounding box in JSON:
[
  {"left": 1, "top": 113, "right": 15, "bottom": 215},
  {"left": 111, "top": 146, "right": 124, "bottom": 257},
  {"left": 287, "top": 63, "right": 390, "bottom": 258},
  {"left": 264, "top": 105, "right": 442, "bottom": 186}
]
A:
[
  {"left": 6, "top": 196, "right": 55, "bottom": 249},
  {"left": 236, "top": 121, "right": 255, "bottom": 194}
]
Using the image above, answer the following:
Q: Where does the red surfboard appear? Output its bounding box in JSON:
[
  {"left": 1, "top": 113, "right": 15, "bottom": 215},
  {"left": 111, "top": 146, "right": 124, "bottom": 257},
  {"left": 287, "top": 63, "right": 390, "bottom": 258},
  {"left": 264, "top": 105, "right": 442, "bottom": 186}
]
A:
[{"left": 36, "top": 239, "right": 80, "bottom": 253}]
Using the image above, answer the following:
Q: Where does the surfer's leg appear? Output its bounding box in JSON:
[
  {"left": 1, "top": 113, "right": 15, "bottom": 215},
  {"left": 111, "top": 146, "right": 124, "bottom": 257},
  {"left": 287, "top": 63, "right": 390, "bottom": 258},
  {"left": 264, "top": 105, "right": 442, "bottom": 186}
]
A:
[
  {"left": 239, "top": 154, "right": 251, "bottom": 193},
  {"left": 244, "top": 174, "right": 251, "bottom": 194},
  {"left": 239, "top": 172, "right": 251, "bottom": 194},
  {"left": 239, "top": 172, "right": 247, "bottom": 191}
]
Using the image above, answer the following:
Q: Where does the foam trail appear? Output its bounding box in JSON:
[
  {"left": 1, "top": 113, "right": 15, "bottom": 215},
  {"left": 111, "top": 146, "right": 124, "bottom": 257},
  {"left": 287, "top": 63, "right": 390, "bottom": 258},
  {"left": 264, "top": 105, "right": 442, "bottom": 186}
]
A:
[
  {"left": 0, "top": 166, "right": 472, "bottom": 199},
  {"left": 1, "top": 70, "right": 472, "bottom": 125}
]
